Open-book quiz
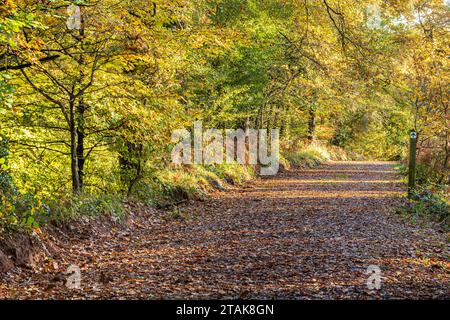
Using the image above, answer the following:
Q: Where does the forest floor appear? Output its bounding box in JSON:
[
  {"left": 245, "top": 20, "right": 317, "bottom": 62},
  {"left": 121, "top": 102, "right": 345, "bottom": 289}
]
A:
[{"left": 1, "top": 161, "right": 449, "bottom": 299}]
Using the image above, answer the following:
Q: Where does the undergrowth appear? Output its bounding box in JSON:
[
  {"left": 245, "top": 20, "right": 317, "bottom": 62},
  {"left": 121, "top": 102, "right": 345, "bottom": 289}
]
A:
[
  {"left": 2, "top": 141, "right": 362, "bottom": 231},
  {"left": 396, "top": 187, "right": 450, "bottom": 230},
  {"left": 130, "top": 163, "right": 255, "bottom": 208},
  {"left": 283, "top": 142, "right": 360, "bottom": 168},
  {"left": 1, "top": 161, "right": 256, "bottom": 230},
  {"left": 394, "top": 164, "right": 450, "bottom": 231}
]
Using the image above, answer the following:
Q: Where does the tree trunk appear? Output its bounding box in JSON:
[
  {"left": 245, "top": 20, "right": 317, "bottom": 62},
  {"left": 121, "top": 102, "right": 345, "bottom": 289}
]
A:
[
  {"left": 307, "top": 105, "right": 316, "bottom": 143},
  {"left": 443, "top": 138, "right": 449, "bottom": 184},
  {"left": 75, "top": 17, "right": 86, "bottom": 191},
  {"left": 76, "top": 99, "right": 86, "bottom": 190},
  {"left": 70, "top": 102, "right": 80, "bottom": 194},
  {"left": 307, "top": 89, "right": 318, "bottom": 143},
  {"left": 118, "top": 142, "right": 144, "bottom": 197},
  {"left": 257, "top": 104, "right": 265, "bottom": 129}
]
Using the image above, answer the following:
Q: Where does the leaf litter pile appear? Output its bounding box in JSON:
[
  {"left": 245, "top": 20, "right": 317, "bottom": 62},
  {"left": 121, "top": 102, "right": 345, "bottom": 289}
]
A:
[{"left": 1, "top": 161, "right": 449, "bottom": 299}]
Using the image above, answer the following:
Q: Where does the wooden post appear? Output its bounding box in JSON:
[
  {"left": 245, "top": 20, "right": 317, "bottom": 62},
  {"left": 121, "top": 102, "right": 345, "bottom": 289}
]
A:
[{"left": 408, "top": 130, "right": 418, "bottom": 199}]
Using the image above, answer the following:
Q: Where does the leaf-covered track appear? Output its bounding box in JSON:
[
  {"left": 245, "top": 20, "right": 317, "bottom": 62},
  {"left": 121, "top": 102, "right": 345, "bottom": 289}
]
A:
[{"left": 1, "top": 162, "right": 449, "bottom": 299}]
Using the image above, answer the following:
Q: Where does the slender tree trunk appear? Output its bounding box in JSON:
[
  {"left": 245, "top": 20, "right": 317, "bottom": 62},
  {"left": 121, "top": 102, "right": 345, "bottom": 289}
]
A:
[
  {"left": 70, "top": 101, "right": 80, "bottom": 194},
  {"left": 307, "top": 89, "right": 318, "bottom": 143},
  {"left": 257, "top": 104, "right": 265, "bottom": 129},
  {"left": 76, "top": 99, "right": 85, "bottom": 190},
  {"left": 119, "top": 141, "right": 143, "bottom": 197},
  {"left": 443, "top": 138, "right": 449, "bottom": 184},
  {"left": 266, "top": 104, "right": 274, "bottom": 130},
  {"left": 273, "top": 107, "right": 280, "bottom": 130},
  {"left": 307, "top": 105, "right": 316, "bottom": 143},
  {"left": 75, "top": 14, "right": 86, "bottom": 191}
]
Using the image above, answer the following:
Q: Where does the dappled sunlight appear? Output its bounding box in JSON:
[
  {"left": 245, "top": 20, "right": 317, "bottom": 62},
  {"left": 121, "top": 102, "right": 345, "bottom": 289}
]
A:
[
  {"left": 298, "top": 169, "right": 397, "bottom": 174},
  {"left": 219, "top": 190, "right": 404, "bottom": 199},
  {"left": 215, "top": 162, "right": 408, "bottom": 201},
  {"left": 1, "top": 0, "right": 448, "bottom": 301},
  {"left": 2, "top": 161, "right": 448, "bottom": 299},
  {"left": 260, "top": 179, "right": 401, "bottom": 185}
]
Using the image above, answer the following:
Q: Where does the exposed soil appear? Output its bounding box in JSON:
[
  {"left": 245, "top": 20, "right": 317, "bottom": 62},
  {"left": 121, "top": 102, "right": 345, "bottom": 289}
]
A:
[{"left": 1, "top": 161, "right": 449, "bottom": 299}]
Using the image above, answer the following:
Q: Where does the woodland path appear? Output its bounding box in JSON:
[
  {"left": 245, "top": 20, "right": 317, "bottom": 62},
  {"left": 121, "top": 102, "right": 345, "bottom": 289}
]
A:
[{"left": 1, "top": 161, "right": 449, "bottom": 299}]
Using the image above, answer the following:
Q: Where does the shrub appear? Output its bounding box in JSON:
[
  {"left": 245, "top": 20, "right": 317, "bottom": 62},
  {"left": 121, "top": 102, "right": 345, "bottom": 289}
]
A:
[
  {"left": 416, "top": 163, "right": 444, "bottom": 186},
  {"left": 0, "top": 136, "right": 17, "bottom": 209},
  {"left": 131, "top": 164, "right": 255, "bottom": 208},
  {"left": 396, "top": 185, "right": 450, "bottom": 229},
  {"left": 208, "top": 163, "right": 255, "bottom": 185},
  {"left": 0, "top": 137, "right": 48, "bottom": 230},
  {"left": 283, "top": 143, "right": 328, "bottom": 168},
  {"left": 282, "top": 141, "right": 366, "bottom": 169},
  {"left": 50, "top": 194, "right": 125, "bottom": 223},
  {"left": 286, "top": 151, "right": 323, "bottom": 167}
]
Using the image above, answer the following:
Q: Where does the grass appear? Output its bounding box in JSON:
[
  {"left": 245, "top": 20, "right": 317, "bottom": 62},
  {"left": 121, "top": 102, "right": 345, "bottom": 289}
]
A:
[
  {"left": 131, "top": 163, "right": 255, "bottom": 208},
  {"left": 283, "top": 143, "right": 333, "bottom": 168},
  {"left": 0, "top": 192, "right": 126, "bottom": 233},
  {"left": 335, "top": 173, "right": 349, "bottom": 180},
  {"left": 0, "top": 141, "right": 359, "bottom": 230},
  {"left": 282, "top": 141, "right": 360, "bottom": 169},
  {"left": 1, "top": 161, "right": 256, "bottom": 230},
  {"left": 396, "top": 186, "right": 450, "bottom": 229},
  {"left": 394, "top": 163, "right": 450, "bottom": 231},
  {"left": 49, "top": 194, "right": 126, "bottom": 223},
  {"left": 285, "top": 150, "right": 324, "bottom": 168}
]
